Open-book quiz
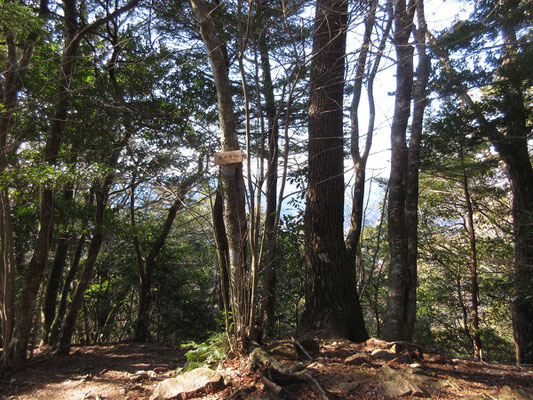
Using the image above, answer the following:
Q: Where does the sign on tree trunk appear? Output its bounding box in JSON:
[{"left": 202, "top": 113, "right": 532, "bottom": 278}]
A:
[{"left": 214, "top": 150, "right": 243, "bottom": 166}]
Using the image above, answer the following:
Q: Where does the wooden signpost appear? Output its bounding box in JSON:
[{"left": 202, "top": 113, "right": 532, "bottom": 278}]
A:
[{"left": 214, "top": 149, "right": 243, "bottom": 166}]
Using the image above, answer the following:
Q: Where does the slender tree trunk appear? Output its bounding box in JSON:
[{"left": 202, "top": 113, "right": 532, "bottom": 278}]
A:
[
  {"left": 56, "top": 178, "right": 111, "bottom": 354},
  {"left": 257, "top": 29, "right": 279, "bottom": 336},
  {"left": 191, "top": 0, "right": 250, "bottom": 350},
  {"left": 460, "top": 153, "right": 482, "bottom": 360},
  {"left": 42, "top": 186, "right": 75, "bottom": 345},
  {"left": 298, "top": 0, "right": 368, "bottom": 342},
  {"left": 48, "top": 233, "right": 86, "bottom": 346},
  {"left": 212, "top": 186, "right": 230, "bottom": 329},
  {"left": 346, "top": 0, "right": 378, "bottom": 263},
  {"left": 382, "top": 0, "right": 415, "bottom": 342}
]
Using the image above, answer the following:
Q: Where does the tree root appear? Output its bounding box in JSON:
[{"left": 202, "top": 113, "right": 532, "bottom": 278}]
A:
[{"left": 249, "top": 345, "right": 334, "bottom": 400}]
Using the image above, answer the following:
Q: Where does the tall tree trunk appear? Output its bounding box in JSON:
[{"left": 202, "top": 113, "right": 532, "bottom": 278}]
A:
[
  {"left": 257, "top": 27, "right": 279, "bottom": 336},
  {"left": 212, "top": 186, "right": 230, "bottom": 332},
  {"left": 460, "top": 151, "right": 482, "bottom": 360},
  {"left": 298, "top": 0, "right": 368, "bottom": 342},
  {"left": 499, "top": 15, "right": 533, "bottom": 366},
  {"left": 191, "top": 0, "right": 250, "bottom": 350},
  {"left": 346, "top": 0, "right": 392, "bottom": 266},
  {"left": 382, "top": 0, "right": 415, "bottom": 342},
  {"left": 12, "top": 14, "right": 80, "bottom": 361},
  {"left": 403, "top": 0, "right": 430, "bottom": 342},
  {"left": 0, "top": 2, "right": 46, "bottom": 367}
]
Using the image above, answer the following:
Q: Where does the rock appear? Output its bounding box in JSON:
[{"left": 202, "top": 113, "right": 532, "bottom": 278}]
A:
[
  {"left": 365, "top": 338, "right": 390, "bottom": 348},
  {"left": 149, "top": 367, "right": 225, "bottom": 400},
  {"left": 153, "top": 367, "right": 168, "bottom": 374},
  {"left": 345, "top": 353, "right": 371, "bottom": 365},
  {"left": 329, "top": 381, "right": 359, "bottom": 395},
  {"left": 377, "top": 365, "right": 426, "bottom": 398},
  {"left": 498, "top": 385, "right": 533, "bottom": 400},
  {"left": 132, "top": 370, "right": 148, "bottom": 382},
  {"left": 268, "top": 342, "right": 299, "bottom": 360},
  {"left": 371, "top": 348, "right": 396, "bottom": 360}
]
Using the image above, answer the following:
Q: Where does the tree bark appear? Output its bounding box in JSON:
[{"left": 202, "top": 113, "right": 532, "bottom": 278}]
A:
[
  {"left": 382, "top": 0, "right": 415, "bottom": 342},
  {"left": 191, "top": 0, "right": 250, "bottom": 349},
  {"left": 298, "top": 0, "right": 368, "bottom": 342}
]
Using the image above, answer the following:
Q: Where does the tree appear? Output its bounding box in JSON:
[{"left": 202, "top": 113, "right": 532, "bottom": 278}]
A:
[
  {"left": 190, "top": 0, "right": 252, "bottom": 350},
  {"left": 429, "top": 0, "right": 533, "bottom": 364},
  {"left": 345, "top": 0, "right": 392, "bottom": 266},
  {"left": 382, "top": 0, "right": 415, "bottom": 342},
  {"left": 298, "top": 0, "right": 368, "bottom": 342}
]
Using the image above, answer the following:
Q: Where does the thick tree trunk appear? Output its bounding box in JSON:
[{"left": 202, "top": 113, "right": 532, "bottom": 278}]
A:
[
  {"left": 298, "top": 0, "right": 368, "bottom": 342},
  {"left": 382, "top": 0, "right": 415, "bottom": 342},
  {"left": 191, "top": 0, "right": 250, "bottom": 349},
  {"left": 499, "top": 20, "right": 533, "bottom": 366}
]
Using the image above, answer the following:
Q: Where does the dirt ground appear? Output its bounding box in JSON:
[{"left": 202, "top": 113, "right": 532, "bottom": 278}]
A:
[{"left": 1, "top": 340, "right": 532, "bottom": 399}]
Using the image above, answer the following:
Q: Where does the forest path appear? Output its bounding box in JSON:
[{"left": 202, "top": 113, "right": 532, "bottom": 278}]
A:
[{"left": 1, "top": 340, "right": 532, "bottom": 399}]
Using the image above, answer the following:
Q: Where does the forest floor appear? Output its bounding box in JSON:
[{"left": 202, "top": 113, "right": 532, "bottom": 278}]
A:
[{"left": 1, "top": 338, "right": 532, "bottom": 400}]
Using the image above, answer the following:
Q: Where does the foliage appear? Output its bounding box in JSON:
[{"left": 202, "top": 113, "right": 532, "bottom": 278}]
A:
[{"left": 182, "top": 331, "right": 229, "bottom": 371}]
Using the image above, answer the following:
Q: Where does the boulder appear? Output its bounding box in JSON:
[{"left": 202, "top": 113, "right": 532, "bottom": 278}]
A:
[{"left": 150, "top": 367, "right": 225, "bottom": 400}]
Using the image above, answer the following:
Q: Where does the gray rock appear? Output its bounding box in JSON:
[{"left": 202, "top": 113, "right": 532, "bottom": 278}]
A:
[
  {"left": 344, "top": 352, "right": 371, "bottom": 365},
  {"left": 377, "top": 365, "right": 426, "bottom": 398},
  {"left": 329, "top": 381, "right": 359, "bottom": 395},
  {"left": 150, "top": 367, "right": 225, "bottom": 400}
]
